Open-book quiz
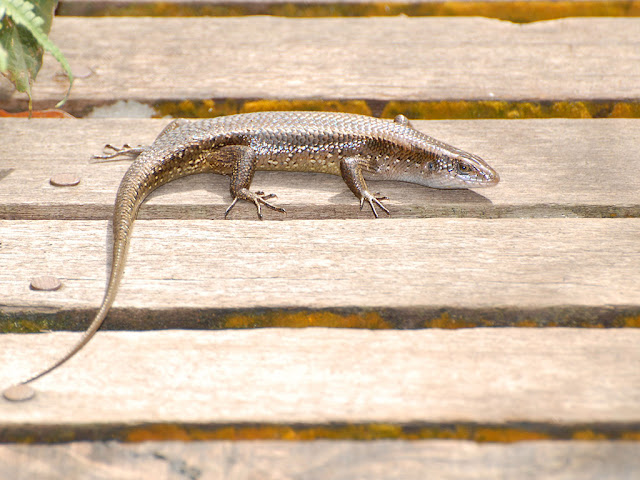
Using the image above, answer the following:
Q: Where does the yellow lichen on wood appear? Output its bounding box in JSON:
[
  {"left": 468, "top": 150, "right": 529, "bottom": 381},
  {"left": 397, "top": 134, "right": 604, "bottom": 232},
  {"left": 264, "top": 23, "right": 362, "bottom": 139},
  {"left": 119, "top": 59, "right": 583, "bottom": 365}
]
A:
[
  {"left": 572, "top": 430, "right": 608, "bottom": 440},
  {"left": 125, "top": 424, "right": 404, "bottom": 442},
  {"left": 611, "top": 103, "right": 640, "bottom": 118},
  {"left": 154, "top": 99, "right": 372, "bottom": 118},
  {"left": 57, "top": 423, "right": 640, "bottom": 443},
  {"left": 0, "top": 318, "right": 50, "bottom": 333},
  {"left": 474, "top": 428, "right": 552, "bottom": 442},
  {"left": 224, "top": 310, "right": 391, "bottom": 329},
  {"left": 622, "top": 315, "right": 640, "bottom": 327},
  {"left": 241, "top": 100, "right": 372, "bottom": 115},
  {"left": 412, "top": 425, "right": 472, "bottom": 440},
  {"left": 152, "top": 99, "right": 640, "bottom": 120},
  {"left": 382, "top": 100, "right": 640, "bottom": 120},
  {"left": 515, "top": 319, "right": 540, "bottom": 327},
  {"left": 423, "top": 312, "right": 476, "bottom": 329},
  {"left": 57, "top": 1, "right": 640, "bottom": 23},
  {"left": 126, "top": 424, "right": 192, "bottom": 442},
  {"left": 13, "top": 422, "right": 637, "bottom": 443},
  {"left": 549, "top": 101, "right": 592, "bottom": 118},
  {"left": 154, "top": 99, "right": 242, "bottom": 118},
  {"left": 420, "top": 1, "right": 640, "bottom": 23}
]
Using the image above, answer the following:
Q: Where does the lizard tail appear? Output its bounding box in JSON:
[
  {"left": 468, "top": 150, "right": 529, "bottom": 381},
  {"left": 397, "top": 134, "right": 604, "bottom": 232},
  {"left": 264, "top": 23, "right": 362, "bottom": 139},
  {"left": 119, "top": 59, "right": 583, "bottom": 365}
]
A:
[
  {"left": 11, "top": 161, "right": 151, "bottom": 393},
  {"left": 21, "top": 253, "right": 124, "bottom": 386}
]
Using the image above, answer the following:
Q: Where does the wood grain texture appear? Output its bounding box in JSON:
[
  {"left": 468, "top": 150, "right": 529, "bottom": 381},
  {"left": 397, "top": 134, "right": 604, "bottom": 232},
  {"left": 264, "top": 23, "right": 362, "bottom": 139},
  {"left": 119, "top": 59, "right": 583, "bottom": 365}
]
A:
[
  {"left": 1, "top": 219, "right": 639, "bottom": 314},
  {"left": 2, "top": 440, "right": 640, "bottom": 480},
  {"left": 0, "top": 119, "right": 638, "bottom": 220},
  {"left": 1, "top": 17, "right": 638, "bottom": 110},
  {"left": 1, "top": 329, "right": 639, "bottom": 428}
]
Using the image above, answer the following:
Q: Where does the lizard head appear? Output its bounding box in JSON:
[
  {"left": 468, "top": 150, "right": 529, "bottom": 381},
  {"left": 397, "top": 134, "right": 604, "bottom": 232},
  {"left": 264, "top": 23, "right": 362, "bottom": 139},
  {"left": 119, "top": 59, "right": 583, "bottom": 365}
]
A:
[
  {"left": 404, "top": 147, "right": 500, "bottom": 189},
  {"left": 379, "top": 124, "right": 500, "bottom": 189},
  {"left": 436, "top": 149, "right": 500, "bottom": 189}
]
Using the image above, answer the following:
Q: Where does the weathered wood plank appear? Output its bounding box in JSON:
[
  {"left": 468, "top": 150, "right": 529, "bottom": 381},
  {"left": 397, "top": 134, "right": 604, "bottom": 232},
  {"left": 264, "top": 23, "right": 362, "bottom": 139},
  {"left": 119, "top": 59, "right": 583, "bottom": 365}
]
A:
[
  {"left": 0, "top": 329, "right": 639, "bottom": 439},
  {"left": 1, "top": 17, "right": 638, "bottom": 111},
  {"left": 1, "top": 119, "right": 638, "bottom": 220},
  {"left": 2, "top": 440, "right": 640, "bottom": 480},
  {"left": 1, "top": 218, "right": 639, "bottom": 329}
]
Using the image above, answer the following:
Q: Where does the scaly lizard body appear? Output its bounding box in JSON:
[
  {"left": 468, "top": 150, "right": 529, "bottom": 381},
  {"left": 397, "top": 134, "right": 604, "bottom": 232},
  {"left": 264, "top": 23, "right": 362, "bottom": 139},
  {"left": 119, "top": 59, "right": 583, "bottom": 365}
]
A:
[{"left": 3, "top": 112, "right": 499, "bottom": 401}]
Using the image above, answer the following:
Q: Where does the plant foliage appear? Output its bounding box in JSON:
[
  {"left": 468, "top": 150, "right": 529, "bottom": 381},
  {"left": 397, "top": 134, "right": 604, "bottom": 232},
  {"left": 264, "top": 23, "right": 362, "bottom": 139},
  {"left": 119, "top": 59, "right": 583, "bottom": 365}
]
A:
[{"left": 0, "top": 0, "right": 73, "bottom": 109}]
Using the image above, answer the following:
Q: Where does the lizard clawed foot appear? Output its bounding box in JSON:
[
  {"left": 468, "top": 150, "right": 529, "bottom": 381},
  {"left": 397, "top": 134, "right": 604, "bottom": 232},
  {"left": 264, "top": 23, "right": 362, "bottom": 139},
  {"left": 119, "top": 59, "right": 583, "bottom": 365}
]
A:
[
  {"left": 254, "top": 191, "right": 277, "bottom": 201},
  {"left": 92, "top": 144, "right": 146, "bottom": 162},
  {"left": 225, "top": 191, "right": 286, "bottom": 220},
  {"left": 359, "top": 191, "right": 390, "bottom": 218}
]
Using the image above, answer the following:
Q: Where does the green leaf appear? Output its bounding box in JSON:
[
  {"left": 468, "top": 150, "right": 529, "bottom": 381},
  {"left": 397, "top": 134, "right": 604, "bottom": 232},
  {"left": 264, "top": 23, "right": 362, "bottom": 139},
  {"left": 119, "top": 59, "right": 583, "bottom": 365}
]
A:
[
  {"left": 0, "top": 15, "right": 38, "bottom": 108},
  {"left": 0, "top": 46, "right": 7, "bottom": 73},
  {"left": 0, "top": 0, "right": 73, "bottom": 109},
  {"left": 0, "top": 8, "right": 8, "bottom": 72}
]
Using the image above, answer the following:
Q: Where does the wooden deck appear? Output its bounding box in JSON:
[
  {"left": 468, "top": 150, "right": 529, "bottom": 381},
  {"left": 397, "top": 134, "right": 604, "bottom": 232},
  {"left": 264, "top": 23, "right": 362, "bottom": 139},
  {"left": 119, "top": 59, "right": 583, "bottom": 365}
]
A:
[{"left": 0, "top": 0, "right": 639, "bottom": 477}]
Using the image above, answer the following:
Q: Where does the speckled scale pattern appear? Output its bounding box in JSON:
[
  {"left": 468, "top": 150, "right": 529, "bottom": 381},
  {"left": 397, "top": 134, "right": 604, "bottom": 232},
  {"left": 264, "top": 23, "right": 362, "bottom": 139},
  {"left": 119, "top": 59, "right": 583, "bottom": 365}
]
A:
[
  {"left": 153, "top": 111, "right": 441, "bottom": 177},
  {"left": 127, "top": 111, "right": 498, "bottom": 191}
]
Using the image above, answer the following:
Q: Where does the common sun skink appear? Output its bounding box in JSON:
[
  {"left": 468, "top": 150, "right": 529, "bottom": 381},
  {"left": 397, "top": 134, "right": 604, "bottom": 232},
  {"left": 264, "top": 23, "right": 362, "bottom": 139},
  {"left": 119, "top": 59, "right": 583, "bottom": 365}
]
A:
[{"left": 3, "top": 111, "right": 499, "bottom": 401}]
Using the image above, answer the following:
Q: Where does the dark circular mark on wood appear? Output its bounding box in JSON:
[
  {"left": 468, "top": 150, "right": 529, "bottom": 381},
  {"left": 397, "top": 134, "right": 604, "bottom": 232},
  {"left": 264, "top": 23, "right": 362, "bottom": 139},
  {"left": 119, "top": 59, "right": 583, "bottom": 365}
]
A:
[
  {"left": 30, "top": 276, "right": 62, "bottom": 291},
  {"left": 50, "top": 174, "right": 81, "bottom": 187},
  {"left": 3, "top": 384, "right": 35, "bottom": 402}
]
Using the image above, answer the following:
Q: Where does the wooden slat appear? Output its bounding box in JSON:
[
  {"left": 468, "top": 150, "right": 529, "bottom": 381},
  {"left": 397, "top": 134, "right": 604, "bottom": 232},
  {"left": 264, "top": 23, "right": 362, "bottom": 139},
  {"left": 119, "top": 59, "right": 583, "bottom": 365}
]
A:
[
  {"left": 0, "top": 329, "right": 639, "bottom": 441},
  {"left": 1, "top": 119, "right": 639, "bottom": 220},
  {"left": 2, "top": 440, "right": 640, "bottom": 479},
  {"left": 1, "top": 17, "right": 638, "bottom": 111},
  {"left": 1, "top": 218, "right": 639, "bottom": 328}
]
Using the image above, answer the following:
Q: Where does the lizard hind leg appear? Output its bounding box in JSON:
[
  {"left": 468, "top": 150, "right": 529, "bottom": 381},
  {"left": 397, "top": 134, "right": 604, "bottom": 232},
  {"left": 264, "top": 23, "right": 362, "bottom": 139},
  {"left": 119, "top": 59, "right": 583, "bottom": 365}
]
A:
[
  {"left": 92, "top": 119, "right": 192, "bottom": 162},
  {"left": 92, "top": 144, "right": 147, "bottom": 161},
  {"left": 213, "top": 145, "right": 286, "bottom": 220}
]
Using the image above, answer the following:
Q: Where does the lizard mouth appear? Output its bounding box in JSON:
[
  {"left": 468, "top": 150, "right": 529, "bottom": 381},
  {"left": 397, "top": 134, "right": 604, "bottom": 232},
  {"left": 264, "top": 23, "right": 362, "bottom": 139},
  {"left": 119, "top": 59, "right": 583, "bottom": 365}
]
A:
[{"left": 477, "top": 169, "right": 500, "bottom": 187}]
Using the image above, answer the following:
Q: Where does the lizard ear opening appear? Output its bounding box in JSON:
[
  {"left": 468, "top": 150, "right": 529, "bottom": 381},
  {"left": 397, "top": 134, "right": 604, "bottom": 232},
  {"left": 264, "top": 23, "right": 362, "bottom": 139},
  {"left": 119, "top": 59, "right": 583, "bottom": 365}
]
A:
[{"left": 394, "top": 114, "right": 415, "bottom": 129}]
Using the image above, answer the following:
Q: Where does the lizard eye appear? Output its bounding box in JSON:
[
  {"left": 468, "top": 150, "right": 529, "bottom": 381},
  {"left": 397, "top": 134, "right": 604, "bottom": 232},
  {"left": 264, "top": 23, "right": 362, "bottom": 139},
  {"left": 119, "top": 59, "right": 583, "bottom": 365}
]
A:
[{"left": 457, "top": 163, "right": 471, "bottom": 174}]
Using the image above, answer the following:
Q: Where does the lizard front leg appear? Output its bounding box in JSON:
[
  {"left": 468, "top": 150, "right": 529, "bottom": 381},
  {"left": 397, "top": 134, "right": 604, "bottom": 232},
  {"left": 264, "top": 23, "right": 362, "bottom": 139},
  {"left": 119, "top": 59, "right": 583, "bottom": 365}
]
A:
[{"left": 340, "top": 156, "right": 390, "bottom": 218}]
